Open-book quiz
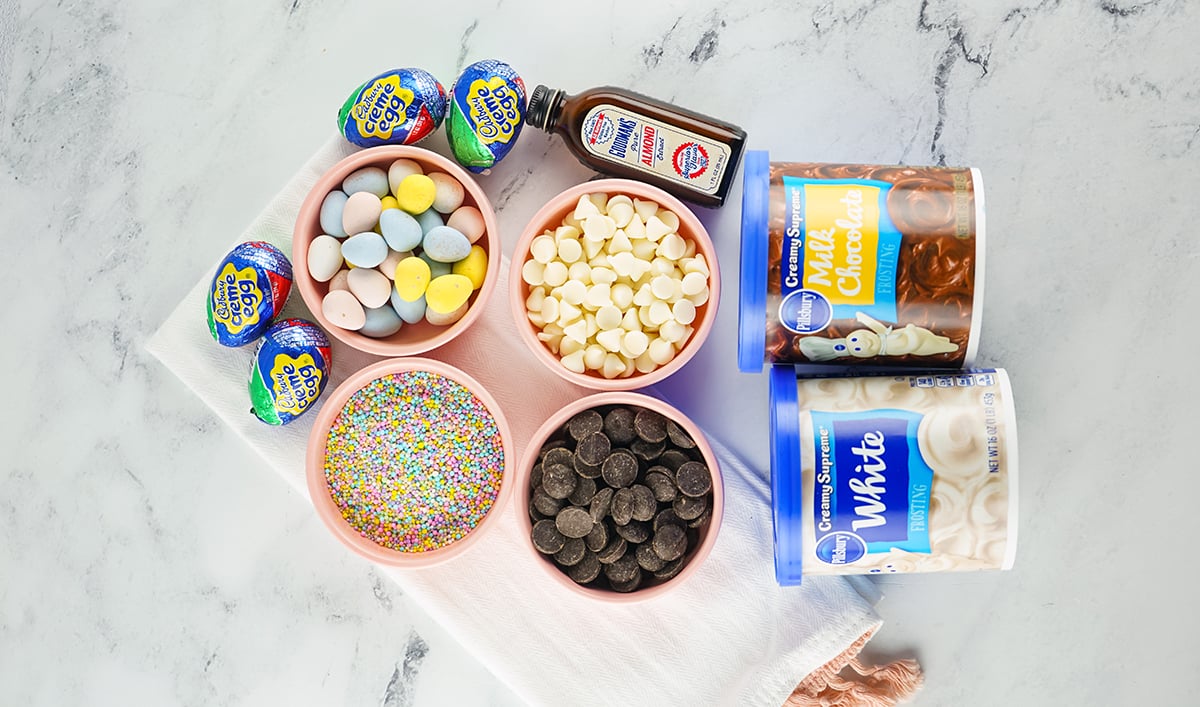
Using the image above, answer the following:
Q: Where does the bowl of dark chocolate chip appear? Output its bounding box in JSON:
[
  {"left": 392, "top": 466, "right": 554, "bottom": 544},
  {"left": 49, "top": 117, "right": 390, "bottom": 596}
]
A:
[{"left": 517, "top": 392, "right": 722, "bottom": 601}]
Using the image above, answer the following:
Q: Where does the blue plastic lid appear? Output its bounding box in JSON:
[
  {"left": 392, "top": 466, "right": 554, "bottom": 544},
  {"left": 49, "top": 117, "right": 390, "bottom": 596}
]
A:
[
  {"left": 769, "top": 364, "right": 804, "bottom": 585},
  {"left": 738, "top": 151, "right": 770, "bottom": 373}
]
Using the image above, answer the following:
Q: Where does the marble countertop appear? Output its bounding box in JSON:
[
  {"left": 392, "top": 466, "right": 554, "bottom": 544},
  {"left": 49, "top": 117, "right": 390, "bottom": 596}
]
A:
[{"left": 4, "top": 1, "right": 1198, "bottom": 705}]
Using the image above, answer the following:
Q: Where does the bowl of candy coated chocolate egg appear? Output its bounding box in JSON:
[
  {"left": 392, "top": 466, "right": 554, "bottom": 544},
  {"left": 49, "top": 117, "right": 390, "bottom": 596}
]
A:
[
  {"left": 509, "top": 179, "right": 719, "bottom": 390},
  {"left": 293, "top": 145, "right": 500, "bottom": 356}
]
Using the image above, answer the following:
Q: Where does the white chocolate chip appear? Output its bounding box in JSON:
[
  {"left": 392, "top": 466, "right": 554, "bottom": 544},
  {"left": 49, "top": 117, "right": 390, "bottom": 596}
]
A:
[
  {"left": 556, "top": 225, "right": 581, "bottom": 242},
  {"left": 681, "top": 271, "right": 708, "bottom": 296},
  {"left": 672, "top": 299, "right": 697, "bottom": 325},
  {"left": 567, "top": 262, "right": 592, "bottom": 285},
  {"left": 563, "top": 319, "right": 588, "bottom": 344},
  {"left": 633, "top": 283, "right": 655, "bottom": 307},
  {"left": 521, "top": 259, "right": 545, "bottom": 286},
  {"left": 596, "top": 305, "right": 623, "bottom": 330},
  {"left": 633, "top": 198, "right": 658, "bottom": 222},
  {"left": 634, "top": 349, "right": 658, "bottom": 373},
  {"left": 656, "top": 208, "right": 680, "bottom": 232},
  {"left": 558, "top": 301, "right": 582, "bottom": 325},
  {"left": 582, "top": 214, "right": 616, "bottom": 242},
  {"left": 527, "top": 310, "right": 546, "bottom": 327},
  {"left": 683, "top": 239, "right": 697, "bottom": 258},
  {"left": 560, "top": 279, "right": 587, "bottom": 305},
  {"left": 543, "top": 261, "right": 569, "bottom": 287},
  {"left": 596, "top": 328, "right": 624, "bottom": 352},
  {"left": 622, "top": 330, "right": 649, "bottom": 357},
  {"left": 587, "top": 192, "right": 608, "bottom": 209},
  {"left": 602, "top": 353, "right": 626, "bottom": 379},
  {"left": 620, "top": 354, "right": 637, "bottom": 378},
  {"left": 540, "top": 296, "right": 560, "bottom": 324},
  {"left": 638, "top": 304, "right": 655, "bottom": 329},
  {"left": 682, "top": 254, "right": 710, "bottom": 276},
  {"left": 648, "top": 337, "right": 675, "bottom": 365},
  {"left": 659, "top": 319, "right": 686, "bottom": 343},
  {"left": 650, "top": 257, "right": 675, "bottom": 276},
  {"left": 557, "top": 238, "right": 583, "bottom": 263},
  {"left": 531, "top": 235, "right": 557, "bottom": 264},
  {"left": 687, "top": 286, "right": 710, "bottom": 307},
  {"left": 584, "top": 283, "right": 612, "bottom": 309},
  {"left": 573, "top": 195, "right": 600, "bottom": 220},
  {"left": 610, "top": 283, "right": 634, "bottom": 310},
  {"left": 590, "top": 267, "right": 617, "bottom": 285},
  {"left": 584, "top": 312, "right": 599, "bottom": 338},
  {"left": 657, "top": 233, "right": 687, "bottom": 261},
  {"left": 606, "top": 229, "right": 633, "bottom": 254},
  {"left": 645, "top": 215, "right": 672, "bottom": 242},
  {"left": 563, "top": 212, "right": 582, "bottom": 230},
  {"left": 584, "top": 237, "right": 605, "bottom": 260},
  {"left": 584, "top": 344, "right": 606, "bottom": 371},
  {"left": 650, "top": 275, "right": 680, "bottom": 301},
  {"left": 607, "top": 195, "right": 635, "bottom": 228},
  {"left": 625, "top": 214, "right": 646, "bottom": 238},
  {"left": 525, "top": 286, "right": 546, "bottom": 312},
  {"left": 588, "top": 254, "right": 611, "bottom": 269},
  {"left": 561, "top": 349, "right": 587, "bottom": 373},
  {"left": 648, "top": 300, "right": 672, "bottom": 326},
  {"left": 620, "top": 309, "right": 641, "bottom": 332}
]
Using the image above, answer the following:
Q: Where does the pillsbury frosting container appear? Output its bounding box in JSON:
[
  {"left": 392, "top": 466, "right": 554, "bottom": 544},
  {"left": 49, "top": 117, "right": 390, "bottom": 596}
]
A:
[
  {"left": 739, "top": 152, "right": 985, "bottom": 372},
  {"left": 769, "top": 367, "right": 1018, "bottom": 584}
]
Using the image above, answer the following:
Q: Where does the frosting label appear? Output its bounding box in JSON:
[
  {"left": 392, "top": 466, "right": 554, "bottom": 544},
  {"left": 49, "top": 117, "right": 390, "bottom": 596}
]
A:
[
  {"left": 810, "top": 408, "right": 933, "bottom": 564},
  {"left": 580, "top": 104, "right": 731, "bottom": 195},
  {"left": 779, "top": 177, "right": 901, "bottom": 332}
]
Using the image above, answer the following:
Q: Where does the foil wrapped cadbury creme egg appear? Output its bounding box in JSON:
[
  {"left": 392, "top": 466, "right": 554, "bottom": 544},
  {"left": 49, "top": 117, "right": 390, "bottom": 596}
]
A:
[
  {"left": 248, "top": 318, "right": 333, "bottom": 426},
  {"left": 207, "top": 241, "right": 293, "bottom": 347},
  {"left": 338, "top": 68, "right": 448, "bottom": 147},
  {"left": 446, "top": 59, "right": 526, "bottom": 173}
]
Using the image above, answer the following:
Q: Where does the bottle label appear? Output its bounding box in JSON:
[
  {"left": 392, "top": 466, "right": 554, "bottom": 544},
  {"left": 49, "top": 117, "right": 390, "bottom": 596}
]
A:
[{"left": 579, "top": 104, "right": 731, "bottom": 195}]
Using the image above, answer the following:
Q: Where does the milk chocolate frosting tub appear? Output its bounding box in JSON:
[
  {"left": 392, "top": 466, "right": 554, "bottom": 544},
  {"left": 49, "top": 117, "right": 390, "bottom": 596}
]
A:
[{"left": 738, "top": 152, "right": 985, "bottom": 372}]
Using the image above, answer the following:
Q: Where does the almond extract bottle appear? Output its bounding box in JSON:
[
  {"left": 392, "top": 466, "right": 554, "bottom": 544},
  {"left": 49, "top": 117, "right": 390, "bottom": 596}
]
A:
[{"left": 525, "top": 84, "right": 747, "bottom": 208}]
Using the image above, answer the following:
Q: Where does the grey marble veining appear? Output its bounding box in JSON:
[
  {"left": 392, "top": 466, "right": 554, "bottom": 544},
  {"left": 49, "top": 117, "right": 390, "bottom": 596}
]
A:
[{"left": 2, "top": 0, "right": 1198, "bottom": 705}]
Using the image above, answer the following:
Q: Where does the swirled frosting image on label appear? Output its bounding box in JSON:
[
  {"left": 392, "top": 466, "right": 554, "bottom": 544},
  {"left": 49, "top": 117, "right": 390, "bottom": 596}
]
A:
[
  {"left": 770, "top": 369, "right": 1017, "bottom": 580},
  {"left": 759, "top": 162, "right": 983, "bottom": 369}
]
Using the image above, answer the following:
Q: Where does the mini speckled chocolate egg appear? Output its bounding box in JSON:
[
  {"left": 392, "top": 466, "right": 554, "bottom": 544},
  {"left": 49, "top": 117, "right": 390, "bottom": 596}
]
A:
[
  {"left": 207, "top": 241, "right": 293, "bottom": 347},
  {"left": 446, "top": 59, "right": 527, "bottom": 173},
  {"left": 338, "top": 68, "right": 447, "bottom": 147},
  {"left": 248, "top": 318, "right": 332, "bottom": 425}
]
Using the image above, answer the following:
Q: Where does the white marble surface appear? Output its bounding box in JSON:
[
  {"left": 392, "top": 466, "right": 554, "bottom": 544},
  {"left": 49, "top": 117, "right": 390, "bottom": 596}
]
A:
[{"left": 2, "top": 0, "right": 1198, "bottom": 705}]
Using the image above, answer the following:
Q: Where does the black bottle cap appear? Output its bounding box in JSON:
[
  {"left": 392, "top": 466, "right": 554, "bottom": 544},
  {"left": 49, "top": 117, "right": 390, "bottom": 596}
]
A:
[{"left": 526, "top": 85, "right": 556, "bottom": 130}]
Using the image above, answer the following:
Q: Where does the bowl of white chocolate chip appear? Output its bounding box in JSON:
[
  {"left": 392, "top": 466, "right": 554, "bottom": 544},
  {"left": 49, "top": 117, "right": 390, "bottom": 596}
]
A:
[{"left": 510, "top": 180, "right": 719, "bottom": 390}]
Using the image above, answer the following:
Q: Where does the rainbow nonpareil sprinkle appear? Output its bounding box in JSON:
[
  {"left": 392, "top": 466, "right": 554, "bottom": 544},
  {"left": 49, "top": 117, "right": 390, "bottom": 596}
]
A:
[{"left": 323, "top": 370, "right": 505, "bottom": 552}]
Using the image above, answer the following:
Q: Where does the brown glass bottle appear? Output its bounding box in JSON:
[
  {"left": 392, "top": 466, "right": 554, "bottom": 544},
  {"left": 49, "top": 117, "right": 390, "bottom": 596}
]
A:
[{"left": 525, "top": 84, "right": 746, "bottom": 209}]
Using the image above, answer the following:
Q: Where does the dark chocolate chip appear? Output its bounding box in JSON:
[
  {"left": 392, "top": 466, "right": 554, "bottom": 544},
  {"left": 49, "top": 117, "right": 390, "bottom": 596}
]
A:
[
  {"left": 676, "top": 461, "right": 712, "bottom": 498},
  {"left": 653, "top": 507, "right": 685, "bottom": 532},
  {"left": 687, "top": 506, "right": 712, "bottom": 529},
  {"left": 556, "top": 506, "right": 595, "bottom": 538},
  {"left": 538, "top": 438, "right": 570, "bottom": 459},
  {"left": 574, "top": 456, "right": 603, "bottom": 479},
  {"left": 610, "top": 570, "right": 643, "bottom": 593},
  {"left": 585, "top": 520, "right": 609, "bottom": 552},
  {"left": 659, "top": 449, "right": 690, "bottom": 472},
  {"left": 542, "top": 447, "right": 574, "bottom": 469},
  {"left": 532, "top": 519, "right": 566, "bottom": 554},
  {"left": 653, "top": 557, "right": 684, "bottom": 581},
  {"left": 644, "top": 469, "right": 677, "bottom": 503},
  {"left": 652, "top": 524, "right": 687, "bottom": 561},
  {"left": 633, "top": 408, "right": 668, "bottom": 443},
  {"left": 615, "top": 519, "right": 650, "bottom": 544},
  {"left": 554, "top": 537, "right": 586, "bottom": 567},
  {"left": 635, "top": 543, "right": 666, "bottom": 572},
  {"left": 630, "top": 438, "right": 666, "bottom": 462},
  {"left": 673, "top": 494, "right": 707, "bottom": 521},
  {"left": 630, "top": 484, "right": 657, "bottom": 521},
  {"left": 567, "top": 476, "right": 597, "bottom": 506},
  {"left": 604, "top": 553, "right": 640, "bottom": 583},
  {"left": 610, "top": 487, "right": 634, "bottom": 526},
  {"left": 665, "top": 420, "right": 696, "bottom": 449},
  {"left": 530, "top": 462, "right": 544, "bottom": 488},
  {"left": 597, "top": 537, "right": 627, "bottom": 564},
  {"left": 601, "top": 449, "right": 638, "bottom": 488},
  {"left": 567, "top": 410, "right": 604, "bottom": 440},
  {"left": 532, "top": 487, "right": 566, "bottom": 517},
  {"left": 568, "top": 552, "right": 601, "bottom": 584},
  {"left": 528, "top": 496, "right": 548, "bottom": 523},
  {"left": 576, "top": 431, "right": 612, "bottom": 466},
  {"left": 542, "top": 463, "right": 578, "bottom": 499},
  {"left": 589, "top": 487, "right": 614, "bottom": 522},
  {"left": 603, "top": 407, "right": 637, "bottom": 446}
]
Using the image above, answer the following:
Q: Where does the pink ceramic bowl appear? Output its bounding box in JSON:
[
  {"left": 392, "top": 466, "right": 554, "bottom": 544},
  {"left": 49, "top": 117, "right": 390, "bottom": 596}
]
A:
[
  {"left": 508, "top": 179, "right": 720, "bottom": 391},
  {"left": 515, "top": 392, "right": 723, "bottom": 602},
  {"left": 294, "top": 146, "right": 501, "bottom": 357},
  {"left": 306, "top": 357, "right": 514, "bottom": 567}
]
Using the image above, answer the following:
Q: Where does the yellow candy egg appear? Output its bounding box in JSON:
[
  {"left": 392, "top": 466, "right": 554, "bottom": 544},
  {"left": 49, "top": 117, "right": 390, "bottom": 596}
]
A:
[
  {"left": 425, "top": 274, "right": 474, "bottom": 314},
  {"left": 396, "top": 174, "right": 437, "bottom": 214},
  {"left": 380, "top": 195, "right": 399, "bottom": 212},
  {"left": 393, "top": 256, "right": 432, "bottom": 302},
  {"left": 451, "top": 245, "right": 488, "bottom": 290}
]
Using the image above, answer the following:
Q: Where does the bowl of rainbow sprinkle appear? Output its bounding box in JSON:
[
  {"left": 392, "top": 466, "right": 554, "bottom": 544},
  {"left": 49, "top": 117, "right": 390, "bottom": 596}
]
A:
[{"left": 306, "top": 357, "right": 513, "bottom": 566}]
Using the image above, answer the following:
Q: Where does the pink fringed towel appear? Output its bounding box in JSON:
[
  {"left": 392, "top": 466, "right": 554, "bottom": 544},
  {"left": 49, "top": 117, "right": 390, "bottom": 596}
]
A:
[{"left": 148, "top": 136, "right": 921, "bottom": 706}]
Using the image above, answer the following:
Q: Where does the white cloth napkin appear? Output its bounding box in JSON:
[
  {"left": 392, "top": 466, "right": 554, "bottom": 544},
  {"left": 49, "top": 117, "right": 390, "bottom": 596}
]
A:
[{"left": 147, "top": 137, "right": 882, "bottom": 707}]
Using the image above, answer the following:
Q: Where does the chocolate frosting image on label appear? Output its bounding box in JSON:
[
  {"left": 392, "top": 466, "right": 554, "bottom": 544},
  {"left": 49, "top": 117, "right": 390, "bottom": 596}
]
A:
[{"left": 762, "top": 163, "right": 981, "bottom": 368}]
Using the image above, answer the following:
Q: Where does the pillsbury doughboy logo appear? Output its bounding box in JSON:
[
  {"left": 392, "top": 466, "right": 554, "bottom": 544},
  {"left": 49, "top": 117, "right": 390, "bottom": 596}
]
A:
[
  {"left": 211, "top": 263, "right": 262, "bottom": 335},
  {"left": 810, "top": 410, "right": 933, "bottom": 564}
]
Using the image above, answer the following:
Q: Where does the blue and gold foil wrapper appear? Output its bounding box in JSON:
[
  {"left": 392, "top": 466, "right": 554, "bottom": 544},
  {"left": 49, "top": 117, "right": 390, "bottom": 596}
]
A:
[
  {"left": 446, "top": 59, "right": 526, "bottom": 172},
  {"left": 338, "top": 68, "right": 447, "bottom": 147},
  {"left": 248, "top": 318, "right": 332, "bottom": 426},
  {"left": 206, "top": 241, "right": 293, "bottom": 347}
]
